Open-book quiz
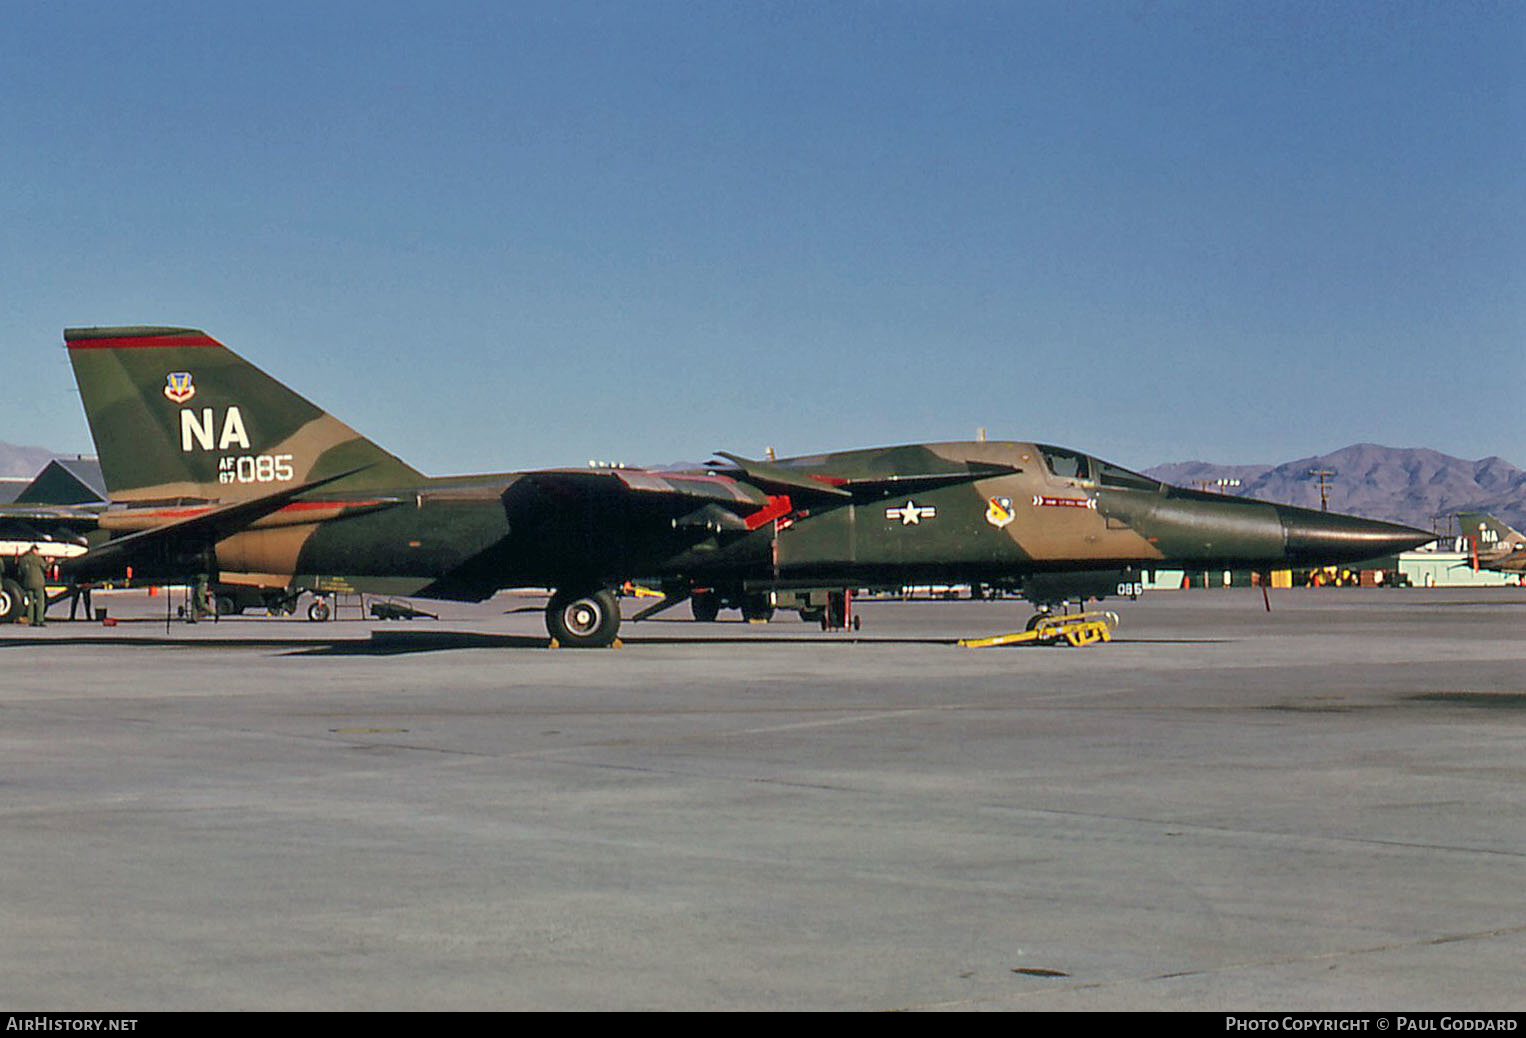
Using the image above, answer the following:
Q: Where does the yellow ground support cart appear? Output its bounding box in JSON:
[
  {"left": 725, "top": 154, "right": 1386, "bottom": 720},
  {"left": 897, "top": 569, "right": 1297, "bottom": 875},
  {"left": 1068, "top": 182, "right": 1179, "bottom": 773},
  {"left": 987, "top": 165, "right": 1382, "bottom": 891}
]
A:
[{"left": 958, "top": 610, "right": 1119, "bottom": 649}]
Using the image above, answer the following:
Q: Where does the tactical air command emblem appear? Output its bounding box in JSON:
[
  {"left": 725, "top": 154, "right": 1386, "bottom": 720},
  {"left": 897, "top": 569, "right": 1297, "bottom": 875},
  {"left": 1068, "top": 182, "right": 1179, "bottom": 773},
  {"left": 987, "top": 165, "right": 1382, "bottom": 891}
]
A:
[
  {"left": 985, "top": 496, "right": 1016, "bottom": 529},
  {"left": 163, "top": 372, "right": 195, "bottom": 403}
]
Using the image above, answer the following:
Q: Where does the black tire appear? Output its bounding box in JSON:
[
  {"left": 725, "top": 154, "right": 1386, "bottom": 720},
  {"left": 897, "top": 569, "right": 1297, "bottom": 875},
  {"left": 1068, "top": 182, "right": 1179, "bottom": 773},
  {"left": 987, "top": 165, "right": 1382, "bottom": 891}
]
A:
[
  {"left": 825, "top": 592, "right": 847, "bottom": 630},
  {"left": 0, "top": 578, "right": 24, "bottom": 623},
  {"left": 547, "top": 588, "right": 621, "bottom": 648},
  {"left": 740, "top": 593, "right": 774, "bottom": 622},
  {"left": 307, "top": 599, "right": 331, "bottom": 622},
  {"left": 214, "top": 593, "right": 243, "bottom": 616},
  {"left": 691, "top": 591, "right": 720, "bottom": 623}
]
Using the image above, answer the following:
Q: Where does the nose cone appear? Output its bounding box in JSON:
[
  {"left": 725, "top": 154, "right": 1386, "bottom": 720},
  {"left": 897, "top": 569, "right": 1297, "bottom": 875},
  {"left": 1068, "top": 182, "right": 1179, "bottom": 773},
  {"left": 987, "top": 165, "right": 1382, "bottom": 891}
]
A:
[{"left": 1277, "top": 505, "right": 1432, "bottom": 565}]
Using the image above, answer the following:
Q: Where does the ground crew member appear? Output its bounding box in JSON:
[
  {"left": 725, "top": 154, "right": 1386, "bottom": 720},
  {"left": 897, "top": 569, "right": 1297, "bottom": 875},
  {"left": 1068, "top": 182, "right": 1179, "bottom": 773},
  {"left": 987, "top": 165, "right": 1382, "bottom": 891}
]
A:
[
  {"left": 190, "top": 572, "right": 211, "bottom": 623},
  {"left": 68, "top": 583, "right": 94, "bottom": 621},
  {"left": 18, "top": 545, "right": 48, "bottom": 627}
]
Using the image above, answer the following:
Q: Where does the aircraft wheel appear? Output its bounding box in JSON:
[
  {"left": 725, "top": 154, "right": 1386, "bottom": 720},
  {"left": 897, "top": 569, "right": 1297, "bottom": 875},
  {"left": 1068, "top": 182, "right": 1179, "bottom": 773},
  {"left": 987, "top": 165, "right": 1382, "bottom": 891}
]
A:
[
  {"left": 691, "top": 591, "right": 720, "bottom": 623},
  {"left": 0, "top": 578, "right": 24, "bottom": 623},
  {"left": 740, "top": 593, "right": 774, "bottom": 622},
  {"left": 214, "top": 593, "right": 243, "bottom": 616},
  {"left": 824, "top": 592, "right": 847, "bottom": 630},
  {"left": 547, "top": 588, "right": 621, "bottom": 648},
  {"left": 308, "top": 598, "right": 331, "bottom": 622}
]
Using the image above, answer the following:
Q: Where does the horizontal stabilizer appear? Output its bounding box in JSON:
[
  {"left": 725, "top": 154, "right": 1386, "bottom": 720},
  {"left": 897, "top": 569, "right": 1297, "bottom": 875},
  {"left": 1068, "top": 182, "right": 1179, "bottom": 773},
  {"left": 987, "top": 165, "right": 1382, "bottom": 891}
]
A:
[{"left": 64, "top": 467, "right": 395, "bottom": 578}]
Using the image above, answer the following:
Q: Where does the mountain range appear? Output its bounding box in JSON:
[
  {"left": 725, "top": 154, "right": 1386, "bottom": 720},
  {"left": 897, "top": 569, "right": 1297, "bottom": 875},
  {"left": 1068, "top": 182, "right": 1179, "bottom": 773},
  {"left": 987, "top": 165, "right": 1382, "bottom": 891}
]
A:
[
  {"left": 3, "top": 439, "right": 1522, "bottom": 537},
  {"left": 0, "top": 441, "right": 67, "bottom": 482},
  {"left": 1146, "top": 444, "right": 1526, "bottom": 536}
]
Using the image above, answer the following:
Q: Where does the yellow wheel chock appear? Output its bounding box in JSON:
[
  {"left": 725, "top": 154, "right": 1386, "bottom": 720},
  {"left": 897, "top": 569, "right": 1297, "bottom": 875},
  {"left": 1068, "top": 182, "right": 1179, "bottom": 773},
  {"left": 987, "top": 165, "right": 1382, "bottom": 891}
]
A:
[{"left": 958, "top": 611, "right": 1119, "bottom": 649}]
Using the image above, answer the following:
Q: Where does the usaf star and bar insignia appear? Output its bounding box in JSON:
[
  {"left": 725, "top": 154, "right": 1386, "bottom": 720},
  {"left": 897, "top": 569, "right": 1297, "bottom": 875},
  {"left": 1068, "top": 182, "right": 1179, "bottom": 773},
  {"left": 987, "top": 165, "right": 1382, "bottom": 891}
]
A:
[{"left": 885, "top": 500, "right": 937, "bottom": 525}]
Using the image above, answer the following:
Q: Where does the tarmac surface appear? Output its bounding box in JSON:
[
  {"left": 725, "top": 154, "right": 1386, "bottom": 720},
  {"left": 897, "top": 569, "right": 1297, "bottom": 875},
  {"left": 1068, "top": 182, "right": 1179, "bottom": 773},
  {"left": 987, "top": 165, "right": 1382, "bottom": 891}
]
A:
[{"left": 1, "top": 586, "right": 1522, "bottom": 1011}]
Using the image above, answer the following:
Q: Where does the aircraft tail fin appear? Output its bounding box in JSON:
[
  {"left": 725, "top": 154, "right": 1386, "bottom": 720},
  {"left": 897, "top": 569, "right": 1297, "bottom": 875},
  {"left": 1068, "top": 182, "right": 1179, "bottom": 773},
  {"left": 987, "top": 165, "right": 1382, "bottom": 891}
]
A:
[
  {"left": 1456, "top": 512, "right": 1526, "bottom": 554},
  {"left": 65, "top": 326, "right": 425, "bottom": 503}
]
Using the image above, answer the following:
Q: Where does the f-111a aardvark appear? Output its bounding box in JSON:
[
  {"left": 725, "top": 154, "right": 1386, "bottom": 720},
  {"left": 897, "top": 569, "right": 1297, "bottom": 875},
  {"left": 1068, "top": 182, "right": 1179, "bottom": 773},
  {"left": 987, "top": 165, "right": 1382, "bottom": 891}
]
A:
[
  {"left": 60, "top": 326, "right": 1430, "bottom": 646},
  {"left": 1456, "top": 513, "right": 1526, "bottom": 577}
]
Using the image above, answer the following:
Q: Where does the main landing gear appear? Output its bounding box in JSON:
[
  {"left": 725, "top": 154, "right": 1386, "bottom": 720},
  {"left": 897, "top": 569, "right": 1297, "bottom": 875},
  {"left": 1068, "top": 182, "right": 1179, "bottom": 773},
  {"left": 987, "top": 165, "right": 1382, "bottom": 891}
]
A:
[
  {"left": 546, "top": 588, "right": 622, "bottom": 648},
  {"left": 0, "top": 578, "right": 25, "bottom": 623}
]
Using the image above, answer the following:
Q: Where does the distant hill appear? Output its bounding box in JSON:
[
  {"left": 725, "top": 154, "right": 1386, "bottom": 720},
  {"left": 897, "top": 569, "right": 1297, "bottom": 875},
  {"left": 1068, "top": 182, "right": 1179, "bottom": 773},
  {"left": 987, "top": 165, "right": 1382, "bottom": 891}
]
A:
[
  {"left": 1147, "top": 445, "right": 1526, "bottom": 536},
  {"left": 0, "top": 440, "right": 65, "bottom": 479}
]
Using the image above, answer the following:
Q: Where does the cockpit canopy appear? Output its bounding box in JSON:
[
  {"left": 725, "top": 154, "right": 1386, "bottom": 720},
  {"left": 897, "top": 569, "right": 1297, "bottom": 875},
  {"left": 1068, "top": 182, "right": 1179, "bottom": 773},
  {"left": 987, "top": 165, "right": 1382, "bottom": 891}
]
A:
[{"left": 1034, "top": 445, "right": 1160, "bottom": 491}]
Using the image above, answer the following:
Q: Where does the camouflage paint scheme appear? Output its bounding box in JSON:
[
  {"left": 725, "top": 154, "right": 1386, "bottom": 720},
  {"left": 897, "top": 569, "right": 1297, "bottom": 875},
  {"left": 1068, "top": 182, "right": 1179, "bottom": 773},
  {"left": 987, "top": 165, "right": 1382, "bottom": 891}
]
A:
[
  {"left": 61, "top": 327, "right": 1431, "bottom": 646},
  {"left": 1456, "top": 513, "right": 1526, "bottom": 575}
]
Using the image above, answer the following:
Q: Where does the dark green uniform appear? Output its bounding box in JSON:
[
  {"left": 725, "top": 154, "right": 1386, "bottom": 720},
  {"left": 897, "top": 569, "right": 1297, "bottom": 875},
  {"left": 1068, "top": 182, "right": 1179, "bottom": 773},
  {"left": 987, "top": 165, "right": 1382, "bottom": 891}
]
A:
[
  {"left": 18, "top": 547, "right": 47, "bottom": 627},
  {"left": 190, "top": 572, "right": 211, "bottom": 622}
]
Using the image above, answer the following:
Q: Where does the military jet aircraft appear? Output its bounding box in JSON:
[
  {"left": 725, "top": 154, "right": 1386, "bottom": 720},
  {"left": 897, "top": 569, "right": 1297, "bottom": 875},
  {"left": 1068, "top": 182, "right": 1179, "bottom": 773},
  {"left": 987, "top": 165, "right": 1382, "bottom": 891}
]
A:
[
  {"left": 1456, "top": 513, "right": 1526, "bottom": 576},
  {"left": 0, "top": 507, "right": 94, "bottom": 622},
  {"left": 58, "top": 325, "right": 1431, "bottom": 646}
]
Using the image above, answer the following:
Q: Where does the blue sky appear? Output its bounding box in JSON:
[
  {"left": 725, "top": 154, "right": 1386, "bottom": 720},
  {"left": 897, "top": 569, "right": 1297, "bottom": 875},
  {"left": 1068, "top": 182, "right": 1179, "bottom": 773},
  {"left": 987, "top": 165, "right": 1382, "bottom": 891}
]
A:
[{"left": 3, "top": 0, "right": 1520, "bottom": 474}]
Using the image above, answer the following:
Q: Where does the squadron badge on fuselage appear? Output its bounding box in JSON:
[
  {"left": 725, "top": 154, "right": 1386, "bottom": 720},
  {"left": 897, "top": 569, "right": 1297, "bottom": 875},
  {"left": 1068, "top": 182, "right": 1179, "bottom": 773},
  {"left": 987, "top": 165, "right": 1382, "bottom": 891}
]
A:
[
  {"left": 164, "top": 372, "right": 195, "bottom": 404},
  {"left": 985, "top": 496, "right": 1016, "bottom": 529}
]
